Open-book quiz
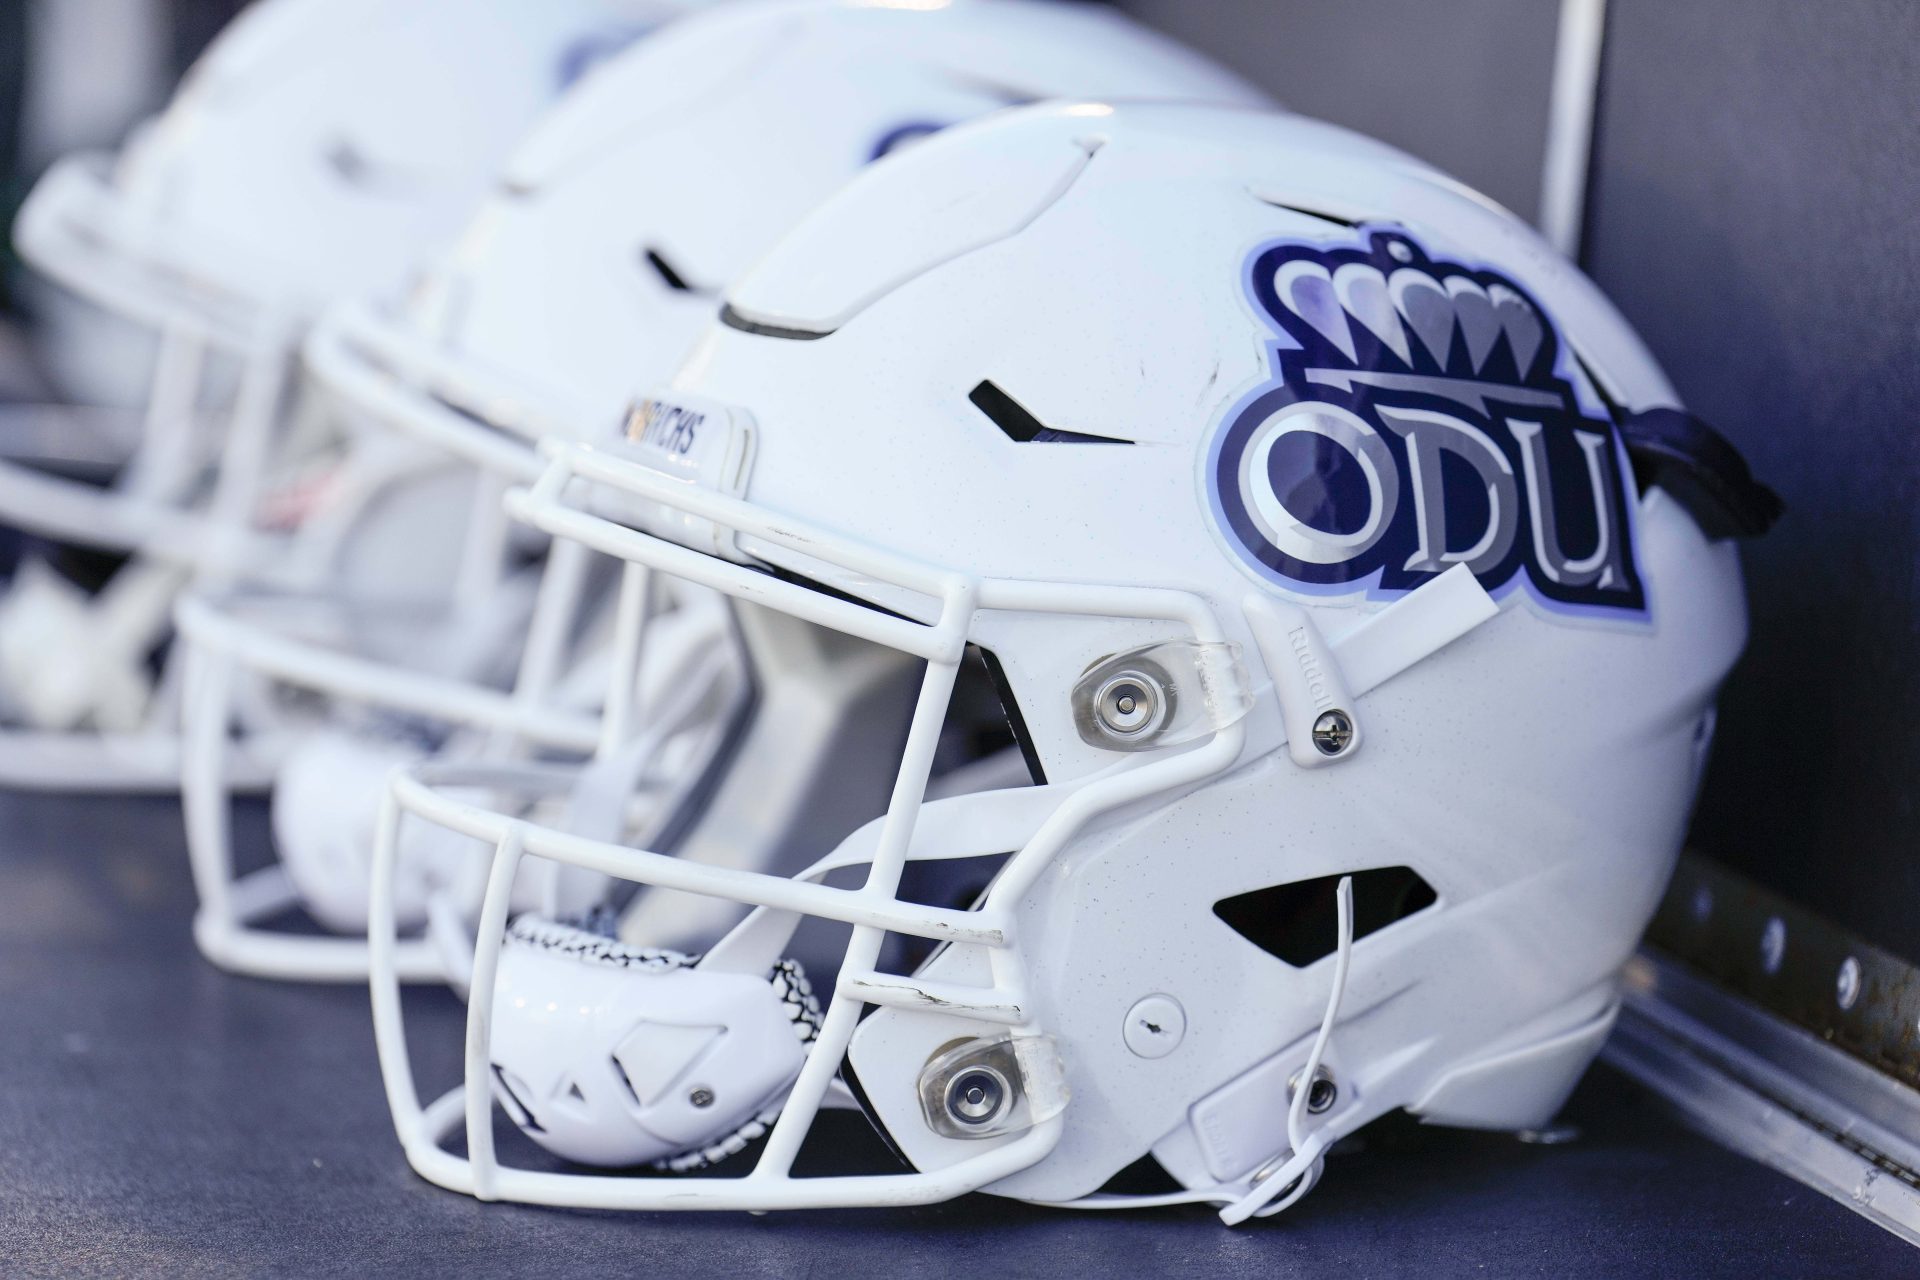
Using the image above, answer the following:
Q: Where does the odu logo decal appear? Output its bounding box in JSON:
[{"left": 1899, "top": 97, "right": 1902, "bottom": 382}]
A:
[{"left": 1206, "top": 229, "right": 1645, "bottom": 617}]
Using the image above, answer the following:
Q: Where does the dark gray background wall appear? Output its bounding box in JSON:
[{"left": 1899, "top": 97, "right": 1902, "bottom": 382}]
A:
[
  {"left": 1118, "top": 0, "right": 1920, "bottom": 964},
  {"left": 1123, "top": 0, "right": 1559, "bottom": 222},
  {"left": 1586, "top": 0, "right": 1920, "bottom": 968}
]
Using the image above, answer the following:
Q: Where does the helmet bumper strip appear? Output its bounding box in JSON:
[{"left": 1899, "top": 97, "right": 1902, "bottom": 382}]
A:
[{"left": 370, "top": 440, "right": 1256, "bottom": 1211}]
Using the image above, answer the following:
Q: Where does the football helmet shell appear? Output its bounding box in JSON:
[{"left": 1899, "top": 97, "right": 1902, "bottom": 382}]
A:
[{"left": 369, "top": 102, "right": 1753, "bottom": 1218}]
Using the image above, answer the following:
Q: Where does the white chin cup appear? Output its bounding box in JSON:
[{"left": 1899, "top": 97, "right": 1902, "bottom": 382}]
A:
[
  {"left": 272, "top": 730, "right": 483, "bottom": 933},
  {"left": 488, "top": 916, "right": 822, "bottom": 1170}
]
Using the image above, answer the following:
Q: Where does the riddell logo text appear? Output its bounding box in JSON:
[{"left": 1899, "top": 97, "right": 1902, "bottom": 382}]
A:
[{"left": 1287, "top": 625, "right": 1336, "bottom": 712}]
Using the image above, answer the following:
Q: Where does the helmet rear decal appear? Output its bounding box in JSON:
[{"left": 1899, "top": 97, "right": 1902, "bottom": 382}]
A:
[{"left": 1206, "top": 229, "right": 1648, "bottom": 619}]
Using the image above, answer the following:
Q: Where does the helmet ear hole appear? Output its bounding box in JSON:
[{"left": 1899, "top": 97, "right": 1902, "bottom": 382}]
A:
[{"left": 1211, "top": 866, "right": 1437, "bottom": 967}]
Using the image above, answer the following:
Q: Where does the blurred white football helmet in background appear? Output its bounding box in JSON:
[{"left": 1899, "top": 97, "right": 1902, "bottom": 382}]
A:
[
  {"left": 0, "top": 0, "right": 688, "bottom": 791},
  {"left": 8, "top": 0, "right": 169, "bottom": 411},
  {"left": 173, "top": 0, "right": 1273, "bottom": 982},
  {"left": 367, "top": 102, "right": 1775, "bottom": 1218}
]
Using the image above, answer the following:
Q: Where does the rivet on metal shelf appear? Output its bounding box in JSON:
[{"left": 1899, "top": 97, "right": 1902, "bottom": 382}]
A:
[{"left": 1759, "top": 916, "right": 1787, "bottom": 975}]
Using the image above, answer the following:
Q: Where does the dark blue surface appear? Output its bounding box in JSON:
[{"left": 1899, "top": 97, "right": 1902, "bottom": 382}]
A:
[
  {"left": 1584, "top": 0, "right": 1920, "bottom": 964},
  {"left": 0, "top": 789, "right": 1910, "bottom": 1277}
]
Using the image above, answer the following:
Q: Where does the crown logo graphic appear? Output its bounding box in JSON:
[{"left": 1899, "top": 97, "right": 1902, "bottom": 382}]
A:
[
  {"left": 1251, "top": 231, "right": 1562, "bottom": 401},
  {"left": 1210, "top": 226, "right": 1646, "bottom": 620}
]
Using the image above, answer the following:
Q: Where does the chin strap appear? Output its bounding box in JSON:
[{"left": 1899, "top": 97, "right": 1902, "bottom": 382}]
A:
[
  {"left": 1219, "top": 874, "right": 1354, "bottom": 1225},
  {"left": 1039, "top": 876, "right": 1356, "bottom": 1223}
]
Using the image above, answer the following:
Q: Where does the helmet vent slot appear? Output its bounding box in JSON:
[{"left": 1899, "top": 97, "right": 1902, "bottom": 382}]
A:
[
  {"left": 643, "top": 247, "right": 709, "bottom": 295},
  {"left": 968, "top": 380, "right": 1130, "bottom": 445},
  {"left": 1256, "top": 198, "right": 1362, "bottom": 229},
  {"left": 1212, "top": 865, "right": 1436, "bottom": 967}
]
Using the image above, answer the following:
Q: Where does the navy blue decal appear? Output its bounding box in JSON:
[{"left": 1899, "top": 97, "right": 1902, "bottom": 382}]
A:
[{"left": 1206, "top": 229, "right": 1646, "bottom": 618}]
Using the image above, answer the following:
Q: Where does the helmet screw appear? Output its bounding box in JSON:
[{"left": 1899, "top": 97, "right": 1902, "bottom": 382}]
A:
[
  {"left": 1288, "top": 1064, "right": 1338, "bottom": 1115},
  {"left": 944, "top": 1065, "right": 1010, "bottom": 1127},
  {"left": 1311, "top": 709, "right": 1354, "bottom": 756},
  {"left": 688, "top": 1087, "right": 715, "bottom": 1109}
]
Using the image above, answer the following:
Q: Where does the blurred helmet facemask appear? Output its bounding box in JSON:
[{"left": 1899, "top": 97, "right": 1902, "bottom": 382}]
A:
[
  {"left": 170, "top": 0, "right": 1274, "bottom": 984},
  {"left": 0, "top": 0, "right": 687, "bottom": 792},
  {"left": 368, "top": 102, "right": 1775, "bottom": 1220}
]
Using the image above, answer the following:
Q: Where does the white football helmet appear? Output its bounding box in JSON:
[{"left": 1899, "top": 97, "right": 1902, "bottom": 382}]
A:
[
  {"left": 173, "top": 0, "right": 1273, "bottom": 983},
  {"left": 368, "top": 102, "right": 1776, "bottom": 1218},
  {"left": 0, "top": 0, "right": 689, "bottom": 791}
]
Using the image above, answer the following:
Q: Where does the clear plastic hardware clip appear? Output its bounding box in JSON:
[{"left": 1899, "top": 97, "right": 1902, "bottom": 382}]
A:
[
  {"left": 917, "top": 1034, "right": 1070, "bottom": 1142},
  {"left": 1071, "top": 639, "right": 1253, "bottom": 753}
]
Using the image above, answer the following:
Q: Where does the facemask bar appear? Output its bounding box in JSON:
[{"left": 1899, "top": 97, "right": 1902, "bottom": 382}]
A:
[
  {"left": 303, "top": 301, "right": 583, "bottom": 486},
  {"left": 171, "top": 222, "right": 765, "bottom": 977},
  {"left": 367, "top": 438, "right": 1253, "bottom": 1211},
  {"left": 167, "top": 264, "right": 668, "bottom": 976},
  {"left": 174, "top": 519, "right": 751, "bottom": 983},
  {"left": 173, "top": 545, "right": 606, "bottom": 982}
]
